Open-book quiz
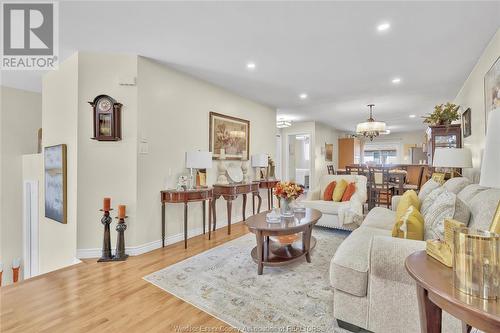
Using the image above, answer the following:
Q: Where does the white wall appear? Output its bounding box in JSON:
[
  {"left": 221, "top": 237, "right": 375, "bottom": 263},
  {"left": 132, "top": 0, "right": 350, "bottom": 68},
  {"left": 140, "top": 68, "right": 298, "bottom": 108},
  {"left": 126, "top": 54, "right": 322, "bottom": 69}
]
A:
[
  {"left": 41, "top": 53, "right": 79, "bottom": 273},
  {"left": 0, "top": 86, "right": 42, "bottom": 285},
  {"left": 454, "top": 28, "right": 500, "bottom": 182},
  {"left": 136, "top": 57, "right": 276, "bottom": 246}
]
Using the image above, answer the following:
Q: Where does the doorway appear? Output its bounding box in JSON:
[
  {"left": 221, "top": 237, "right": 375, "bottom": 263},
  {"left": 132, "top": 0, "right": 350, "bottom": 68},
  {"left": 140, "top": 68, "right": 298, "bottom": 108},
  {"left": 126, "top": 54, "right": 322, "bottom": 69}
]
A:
[{"left": 286, "top": 133, "right": 311, "bottom": 189}]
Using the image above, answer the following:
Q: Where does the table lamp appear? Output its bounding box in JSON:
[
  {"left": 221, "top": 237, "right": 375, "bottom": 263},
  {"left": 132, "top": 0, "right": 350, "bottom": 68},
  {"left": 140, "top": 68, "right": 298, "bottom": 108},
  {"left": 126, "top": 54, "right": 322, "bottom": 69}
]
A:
[
  {"left": 432, "top": 148, "right": 472, "bottom": 177},
  {"left": 480, "top": 110, "right": 500, "bottom": 233},
  {"left": 251, "top": 154, "right": 268, "bottom": 180},
  {"left": 185, "top": 151, "right": 212, "bottom": 189}
]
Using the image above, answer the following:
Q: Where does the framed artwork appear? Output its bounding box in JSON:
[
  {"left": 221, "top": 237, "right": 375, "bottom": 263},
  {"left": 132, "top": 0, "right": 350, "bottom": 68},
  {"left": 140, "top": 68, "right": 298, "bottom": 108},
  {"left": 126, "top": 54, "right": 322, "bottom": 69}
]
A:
[
  {"left": 462, "top": 108, "right": 471, "bottom": 138},
  {"left": 209, "top": 112, "right": 250, "bottom": 160},
  {"left": 325, "top": 143, "right": 333, "bottom": 162},
  {"left": 44, "top": 144, "right": 67, "bottom": 224},
  {"left": 484, "top": 56, "right": 500, "bottom": 133}
]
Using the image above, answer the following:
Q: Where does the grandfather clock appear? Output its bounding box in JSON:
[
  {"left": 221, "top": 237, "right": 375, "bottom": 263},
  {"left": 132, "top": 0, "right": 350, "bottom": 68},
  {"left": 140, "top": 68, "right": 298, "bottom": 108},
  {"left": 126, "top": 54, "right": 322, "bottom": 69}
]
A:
[{"left": 89, "top": 95, "right": 122, "bottom": 141}]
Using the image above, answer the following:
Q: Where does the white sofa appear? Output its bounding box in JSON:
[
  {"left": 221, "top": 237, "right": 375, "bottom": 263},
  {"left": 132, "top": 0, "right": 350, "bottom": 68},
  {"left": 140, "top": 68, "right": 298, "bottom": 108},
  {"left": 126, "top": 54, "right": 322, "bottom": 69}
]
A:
[
  {"left": 329, "top": 177, "right": 500, "bottom": 333},
  {"left": 302, "top": 174, "right": 367, "bottom": 230}
]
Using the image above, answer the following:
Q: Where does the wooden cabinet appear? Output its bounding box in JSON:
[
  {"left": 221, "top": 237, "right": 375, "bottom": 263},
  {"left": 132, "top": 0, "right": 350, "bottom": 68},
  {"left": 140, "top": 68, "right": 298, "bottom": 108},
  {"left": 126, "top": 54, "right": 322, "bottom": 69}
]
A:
[
  {"left": 425, "top": 124, "right": 462, "bottom": 165},
  {"left": 338, "top": 138, "right": 361, "bottom": 169}
]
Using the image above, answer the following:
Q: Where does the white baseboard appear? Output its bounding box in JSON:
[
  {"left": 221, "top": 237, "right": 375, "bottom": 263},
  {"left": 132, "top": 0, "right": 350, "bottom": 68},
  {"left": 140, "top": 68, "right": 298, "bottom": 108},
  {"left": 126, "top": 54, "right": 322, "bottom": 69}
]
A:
[{"left": 76, "top": 216, "right": 238, "bottom": 259}]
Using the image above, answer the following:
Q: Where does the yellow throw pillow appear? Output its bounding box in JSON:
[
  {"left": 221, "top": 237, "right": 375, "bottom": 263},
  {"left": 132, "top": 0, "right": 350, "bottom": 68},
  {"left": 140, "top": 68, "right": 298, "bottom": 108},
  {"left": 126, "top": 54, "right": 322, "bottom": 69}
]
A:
[
  {"left": 392, "top": 206, "right": 424, "bottom": 240},
  {"left": 396, "top": 190, "right": 420, "bottom": 221},
  {"left": 332, "top": 179, "right": 348, "bottom": 202}
]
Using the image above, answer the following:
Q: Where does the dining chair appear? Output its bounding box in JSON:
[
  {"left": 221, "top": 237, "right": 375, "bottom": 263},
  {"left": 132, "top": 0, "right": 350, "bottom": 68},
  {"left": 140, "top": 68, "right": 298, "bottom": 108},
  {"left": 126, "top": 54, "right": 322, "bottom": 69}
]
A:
[
  {"left": 346, "top": 165, "right": 366, "bottom": 176},
  {"left": 327, "top": 165, "right": 335, "bottom": 175},
  {"left": 403, "top": 166, "right": 425, "bottom": 192},
  {"left": 368, "top": 166, "right": 395, "bottom": 209}
]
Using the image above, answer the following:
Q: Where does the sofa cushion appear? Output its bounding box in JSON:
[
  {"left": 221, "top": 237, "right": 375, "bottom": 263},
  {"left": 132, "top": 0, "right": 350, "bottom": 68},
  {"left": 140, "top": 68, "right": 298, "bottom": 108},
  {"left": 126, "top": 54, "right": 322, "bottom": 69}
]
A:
[
  {"left": 424, "top": 190, "right": 470, "bottom": 240},
  {"left": 302, "top": 200, "right": 349, "bottom": 215},
  {"left": 330, "top": 226, "right": 391, "bottom": 296},
  {"left": 322, "top": 181, "right": 336, "bottom": 201},
  {"left": 361, "top": 207, "right": 397, "bottom": 230},
  {"left": 443, "top": 177, "right": 472, "bottom": 194},
  {"left": 420, "top": 187, "right": 446, "bottom": 216},
  {"left": 457, "top": 184, "right": 488, "bottom": 206},
  {"left": 468, "top": 188, "right": 500, "bottom": 231},
  {"left": 418, "top": 179, "right": 441, "bottom": 201}
]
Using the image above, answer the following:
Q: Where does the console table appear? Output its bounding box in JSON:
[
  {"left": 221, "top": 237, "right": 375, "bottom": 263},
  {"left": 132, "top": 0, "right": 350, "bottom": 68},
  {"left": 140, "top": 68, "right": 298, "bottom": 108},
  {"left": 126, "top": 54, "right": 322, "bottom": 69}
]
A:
[
  {"left": 212, "top": 182, "right": 262, "bottom": 235},
  {"left": 160, "top": 188, "right": 213, "bottom": 249},
  {"left": 259, "top": 179, "right": 280, "bottom": 210},
  {"left": 405, "top": 250, "right": 500, "bottom": 333}
]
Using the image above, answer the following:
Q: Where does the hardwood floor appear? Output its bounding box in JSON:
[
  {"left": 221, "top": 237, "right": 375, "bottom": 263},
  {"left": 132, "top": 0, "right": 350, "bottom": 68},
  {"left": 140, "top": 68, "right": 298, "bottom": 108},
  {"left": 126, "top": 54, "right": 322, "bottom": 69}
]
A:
[{"left": 1, "top": 222, "right": 249, "bottom": 333}]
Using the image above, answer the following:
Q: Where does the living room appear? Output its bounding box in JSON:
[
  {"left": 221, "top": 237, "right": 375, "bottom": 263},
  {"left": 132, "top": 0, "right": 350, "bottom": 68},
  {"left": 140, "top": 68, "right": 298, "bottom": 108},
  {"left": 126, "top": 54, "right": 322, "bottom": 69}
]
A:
[{"left": 1, "top": 1, "right": 499, "bottom": 333}]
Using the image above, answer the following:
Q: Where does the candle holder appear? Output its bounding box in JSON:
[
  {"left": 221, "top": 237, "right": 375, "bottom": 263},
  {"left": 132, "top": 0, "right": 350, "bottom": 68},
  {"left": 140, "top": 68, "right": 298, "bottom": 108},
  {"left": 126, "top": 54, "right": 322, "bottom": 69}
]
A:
[
  {"left": 97, "top": 209, "right": 114, "bottom": 262},
  {"left": 112, "top": 216, "right": 129, "bottom": 261}
]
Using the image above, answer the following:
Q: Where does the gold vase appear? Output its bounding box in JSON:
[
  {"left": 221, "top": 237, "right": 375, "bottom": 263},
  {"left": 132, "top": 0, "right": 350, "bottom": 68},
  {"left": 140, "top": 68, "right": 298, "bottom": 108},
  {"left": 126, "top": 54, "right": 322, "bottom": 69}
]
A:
[{"left": 453, "top": 227, "right": 500, "bottom": 300}]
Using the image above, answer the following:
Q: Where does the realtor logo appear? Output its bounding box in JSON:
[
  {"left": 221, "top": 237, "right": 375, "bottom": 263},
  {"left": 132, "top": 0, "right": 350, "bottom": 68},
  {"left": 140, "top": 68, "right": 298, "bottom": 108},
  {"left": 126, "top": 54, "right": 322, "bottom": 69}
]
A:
[{"left": 1, "top": 2, "right": 58, "bottom": 70}]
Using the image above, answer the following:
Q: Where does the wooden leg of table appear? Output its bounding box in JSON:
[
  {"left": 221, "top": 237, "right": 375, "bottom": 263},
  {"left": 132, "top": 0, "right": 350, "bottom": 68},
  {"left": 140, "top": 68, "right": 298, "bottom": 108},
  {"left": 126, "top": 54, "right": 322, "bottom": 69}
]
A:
[
  {"left": 461, "top": 323, "right": 472, "bottom": 333},
  {"left": 265, "top": 236, "right": 270, "bottom": 260},
  {"left": 256, "top": 231, "right": 264, "bottom": 275},
  {"left": 257, "top": 193, "right": 262, "bottom": 213},
  {"left": 212, "top": 198, "right": 217, "bottom": 232},
  {"left": 227, "top": 199, "right": 232, "bottom": 235},
  {"left": 208, "top": 199, "right": 212, "bottom": 240},
  {"left": 161, "top": 202, "right": 166, "bottom": 248},
  {"left": 303, "top": 225, "right": 312, "bottom": 263},
  {"left": 184, "top": 202, "right": 188, "bottom": 249},
  {"left": 242, "top": 193, "right": 247, "bottom": 221},
  {"left": 267, "top": 189, "right": 271, "bottom": 211},
  {"left": 416, "top": 285, "right": 442, "bottom": 333},
  {"left": 202, "top": 200, "right": 206, "bottom": 235},
  {"left": 252, "top": 193, "right": 255, "bottom": 215}
]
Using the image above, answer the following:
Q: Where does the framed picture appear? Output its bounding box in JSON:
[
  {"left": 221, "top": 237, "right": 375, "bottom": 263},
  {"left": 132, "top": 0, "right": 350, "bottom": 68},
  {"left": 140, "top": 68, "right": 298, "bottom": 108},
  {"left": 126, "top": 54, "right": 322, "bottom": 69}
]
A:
[
  {"left": 462, "top": 108, "right": 471, "bottom": 138},
  {"left": 44, "top": 144, "right": 67, "bottom": 224},
  {"left": 325, "top": 143, "right": 333, "bottom": 162},
  {"left": 484, "top": 56, "right": 500, "bottom": 133},
  {"left": 209, "top": 112, "right": 250, "bottom": 160}
]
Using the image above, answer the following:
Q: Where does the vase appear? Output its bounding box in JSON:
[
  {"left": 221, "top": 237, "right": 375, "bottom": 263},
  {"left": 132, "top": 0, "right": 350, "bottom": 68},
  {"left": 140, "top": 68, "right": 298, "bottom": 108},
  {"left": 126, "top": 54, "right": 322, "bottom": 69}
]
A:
[{"left": 280, "top": 198, "right": 294, "bottom": 217}]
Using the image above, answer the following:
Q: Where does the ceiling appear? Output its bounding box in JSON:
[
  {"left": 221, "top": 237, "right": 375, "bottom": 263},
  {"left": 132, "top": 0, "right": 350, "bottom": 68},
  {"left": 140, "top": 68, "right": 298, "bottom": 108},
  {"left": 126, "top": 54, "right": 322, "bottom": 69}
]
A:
[{"left": 2, "top": 1, "right": 499, "bottom": 133}]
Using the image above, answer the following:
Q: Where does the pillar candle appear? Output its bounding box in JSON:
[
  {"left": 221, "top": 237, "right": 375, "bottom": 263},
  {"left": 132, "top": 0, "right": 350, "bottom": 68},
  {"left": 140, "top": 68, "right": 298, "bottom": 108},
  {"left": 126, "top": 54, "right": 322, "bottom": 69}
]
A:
[
  {"left": 103, "top": 197, "right": 111, "bottom": 211},
  {"left": 118, "top": 205, "right": 126, "bottom": 219}
]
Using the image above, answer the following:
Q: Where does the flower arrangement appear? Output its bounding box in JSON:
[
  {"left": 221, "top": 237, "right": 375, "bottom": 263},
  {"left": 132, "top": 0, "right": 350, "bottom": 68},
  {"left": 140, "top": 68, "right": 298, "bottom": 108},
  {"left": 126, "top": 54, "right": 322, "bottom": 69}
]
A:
[
  {"left": 422, "top": 102, "right": 460, "bottom": 126},
  {"left": 274, "top": 181, "right": 304, "bottom": 201}
]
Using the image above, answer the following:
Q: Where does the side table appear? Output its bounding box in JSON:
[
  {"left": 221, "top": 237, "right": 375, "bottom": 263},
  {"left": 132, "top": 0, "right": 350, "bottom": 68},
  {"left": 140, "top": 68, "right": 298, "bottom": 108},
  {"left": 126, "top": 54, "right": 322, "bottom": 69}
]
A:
[
  {"left": 405, "top": 250, "right": 500, "bottom": 333},
  {"left": 160, "top": 188, "right": 213, "bottom": 249}
]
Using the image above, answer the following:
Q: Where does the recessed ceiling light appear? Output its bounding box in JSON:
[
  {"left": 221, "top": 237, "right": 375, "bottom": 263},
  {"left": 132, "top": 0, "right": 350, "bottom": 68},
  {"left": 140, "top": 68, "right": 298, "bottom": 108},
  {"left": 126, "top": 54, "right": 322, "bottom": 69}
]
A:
[
  {"left": 377, "top": 22, "right": 391, "bottom": 32},
  {"left": 246, "top": 62, "right": 256, "bottom": 70},
  {"left": 392, "top": 77, "right": 401, "bottom": 84},
  {"left": 409, "top": 114, "right": 416, "bottom": 118},
  {"left": 299, "top": 93, "right": 308, "bottom": 100}
]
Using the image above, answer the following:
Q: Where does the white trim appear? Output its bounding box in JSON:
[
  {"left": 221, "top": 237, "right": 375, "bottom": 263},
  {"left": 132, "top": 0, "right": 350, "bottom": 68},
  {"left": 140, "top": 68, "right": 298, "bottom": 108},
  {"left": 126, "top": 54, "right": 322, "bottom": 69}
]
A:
[
  {"left": 23, "top": 180, "right": 39, "bottom": 279},
  {"left": 76, "top": 217, "right": 236, "bottom": 259}
]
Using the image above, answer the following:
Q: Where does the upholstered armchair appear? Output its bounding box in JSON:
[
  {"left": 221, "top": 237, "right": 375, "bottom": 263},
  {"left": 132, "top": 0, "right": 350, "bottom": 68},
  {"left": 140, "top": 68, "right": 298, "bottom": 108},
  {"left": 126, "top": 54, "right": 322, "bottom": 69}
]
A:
[{"left": 302, "top": 175, "right": 367, "bottom": 230}]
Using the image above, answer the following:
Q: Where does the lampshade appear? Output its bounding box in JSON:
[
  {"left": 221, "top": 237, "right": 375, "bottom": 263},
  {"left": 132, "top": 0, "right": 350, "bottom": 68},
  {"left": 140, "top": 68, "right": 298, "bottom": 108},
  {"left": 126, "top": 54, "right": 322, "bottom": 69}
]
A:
[
  {"left": 433, "top": 148, "right": 472, "bottom": 168},
  {"left": 480, "top": 110, "right": 500, "bottom": 188},
  {"left": 185, "top": 151, "right": 212, "bottom": 169},
  {"left": 356, "top": 121, "right": 386, "bottom": 133},
  {"left": 251, "top": 154, "right": 268, "bottom": 167}
]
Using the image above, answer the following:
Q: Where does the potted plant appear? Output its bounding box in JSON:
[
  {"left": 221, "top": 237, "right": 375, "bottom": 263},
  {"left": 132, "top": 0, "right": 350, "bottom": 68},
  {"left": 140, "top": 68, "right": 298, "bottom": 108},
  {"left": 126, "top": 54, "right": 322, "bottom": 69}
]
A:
[{"left": 422, "top": 102, "right": 460, "bottom": 126}]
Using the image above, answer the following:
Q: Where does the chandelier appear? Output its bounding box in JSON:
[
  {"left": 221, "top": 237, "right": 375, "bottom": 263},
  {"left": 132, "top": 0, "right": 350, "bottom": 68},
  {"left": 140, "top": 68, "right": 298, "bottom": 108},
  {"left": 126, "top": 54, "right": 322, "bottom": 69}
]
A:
[
  {"left": 356, "top": 104, "right": 386, "bottom": 141},
  {"left": 276, "top": 119, "right": 292, "bottom": 128}
]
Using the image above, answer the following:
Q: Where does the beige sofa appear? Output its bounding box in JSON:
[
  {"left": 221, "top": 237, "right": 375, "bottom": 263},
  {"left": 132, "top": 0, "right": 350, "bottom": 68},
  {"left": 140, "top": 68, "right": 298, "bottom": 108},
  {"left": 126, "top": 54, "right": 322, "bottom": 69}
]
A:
[
  {"left": 302, "top": 175, "right": 367, "bottom": 230},
  {"left": 330, "top": 177, "right": 500, "bottom": 333}
]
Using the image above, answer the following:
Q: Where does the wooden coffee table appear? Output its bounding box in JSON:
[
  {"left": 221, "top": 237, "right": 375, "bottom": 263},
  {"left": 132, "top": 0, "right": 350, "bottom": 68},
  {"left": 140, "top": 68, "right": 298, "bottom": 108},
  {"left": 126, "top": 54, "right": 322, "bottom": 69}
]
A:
[
  {"left": 406, "top": 251, "right": 500, "bottom": 333},
  {"left": 245, "top": 208, "right": 322, "bottom": 275}
]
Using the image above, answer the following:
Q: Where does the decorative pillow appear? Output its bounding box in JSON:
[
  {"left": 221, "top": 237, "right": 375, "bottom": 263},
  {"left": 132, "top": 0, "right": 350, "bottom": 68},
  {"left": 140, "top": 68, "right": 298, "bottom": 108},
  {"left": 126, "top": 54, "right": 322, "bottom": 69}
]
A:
[
  {"left": 418, "top": 179, "right": 441, "bottom": 201},
  {"left": 392, "top": 206, "right": 424, "bottom": 240},
  {"left": 457, "top": 184, "right": 488, "bottom": 205},
  {"left": 420, "top": 187, "right": 446, "bottom": 217},
  {"left": 423, "top": 190, "right": 471, "bottom": 240},
  {"left": 467, "top": 188, "right": 500, "bottom": 231},
  {"left": 323, "top": 181, "right": 336, "bottom": 201},
  {"left": 341, "top": 182, "right": 356, "bottom": 202},
  {"left": 332, "top": 179, "right": 348, "bottom": 202},
  {"left": 431, "top": 173, "right": 446, "bottom": 184},
  {"left": 443, "top": 177, "right": 472, "bottom": 194},
  {"left": 396, "top": 190, "right": 420, "bottom": 221}
]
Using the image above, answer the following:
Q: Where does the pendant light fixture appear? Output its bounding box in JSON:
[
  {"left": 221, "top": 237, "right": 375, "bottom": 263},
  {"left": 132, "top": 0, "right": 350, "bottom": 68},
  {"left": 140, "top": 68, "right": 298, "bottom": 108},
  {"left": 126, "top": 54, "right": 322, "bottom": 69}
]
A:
[{"left": 356, "top": 104, "right": 386, "bottom": 141}]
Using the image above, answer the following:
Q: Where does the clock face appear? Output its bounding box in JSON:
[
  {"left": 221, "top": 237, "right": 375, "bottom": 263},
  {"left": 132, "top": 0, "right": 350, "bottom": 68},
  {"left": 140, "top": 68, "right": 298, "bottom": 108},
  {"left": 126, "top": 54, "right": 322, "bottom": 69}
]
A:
[{"left": 97, "top": 98, "right": 112, "bottom": 112}]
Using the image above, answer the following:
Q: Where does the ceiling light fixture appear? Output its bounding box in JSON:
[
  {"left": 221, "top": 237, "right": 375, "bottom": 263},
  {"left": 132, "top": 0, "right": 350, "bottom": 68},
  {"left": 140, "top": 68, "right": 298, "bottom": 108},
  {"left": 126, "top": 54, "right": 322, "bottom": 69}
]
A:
[
  {"left": 299, "top": 93, "right": 308, "bottom": 100},
  {"left": 356, "top": 104, "right": 387, "bottom": 141},
  {"left": 377, "top": 22, "right": 391, "bottom": 31},
  {"left": 246, "top": 62, "right": 256, "bottom": 70},
  {"left": 276, "top": 119, "right": 292, "bottom": 129},
  {"left": 392, "top": 77, "right": 401, "bottom": 84},
  {"left": 409, "top": 114, "right": 416, "bottom": 118}
]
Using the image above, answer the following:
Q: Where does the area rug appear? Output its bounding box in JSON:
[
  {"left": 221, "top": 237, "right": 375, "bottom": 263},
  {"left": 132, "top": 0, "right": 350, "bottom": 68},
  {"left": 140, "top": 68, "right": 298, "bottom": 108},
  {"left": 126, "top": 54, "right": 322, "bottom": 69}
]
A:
[{"left": 144, "top": 228, "right": 355, "bottom": 333}]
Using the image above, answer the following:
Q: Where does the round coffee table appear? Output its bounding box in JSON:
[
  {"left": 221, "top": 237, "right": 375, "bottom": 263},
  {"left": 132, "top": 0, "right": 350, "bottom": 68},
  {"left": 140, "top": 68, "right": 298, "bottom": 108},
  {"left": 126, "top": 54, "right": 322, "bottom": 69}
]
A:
[{"left": 245, "top": 208, "right": 322, "bottom": 275}]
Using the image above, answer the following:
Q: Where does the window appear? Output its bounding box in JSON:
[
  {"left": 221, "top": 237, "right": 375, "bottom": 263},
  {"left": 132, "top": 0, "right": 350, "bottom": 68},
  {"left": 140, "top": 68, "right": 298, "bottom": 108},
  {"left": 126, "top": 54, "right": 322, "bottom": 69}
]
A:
[{"left": 364, "top": 149, "right": 397, "bottom": 164}]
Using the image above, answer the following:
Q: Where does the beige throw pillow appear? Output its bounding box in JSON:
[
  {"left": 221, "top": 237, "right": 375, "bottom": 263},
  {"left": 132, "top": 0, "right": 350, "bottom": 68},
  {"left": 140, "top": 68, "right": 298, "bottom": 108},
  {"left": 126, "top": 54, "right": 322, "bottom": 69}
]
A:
[
  {"left": 423, "top": 190, "right": 470, "bottom": 240},
  {"left": 418, "top": 179, "right": 441, "bottom": 201}
]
